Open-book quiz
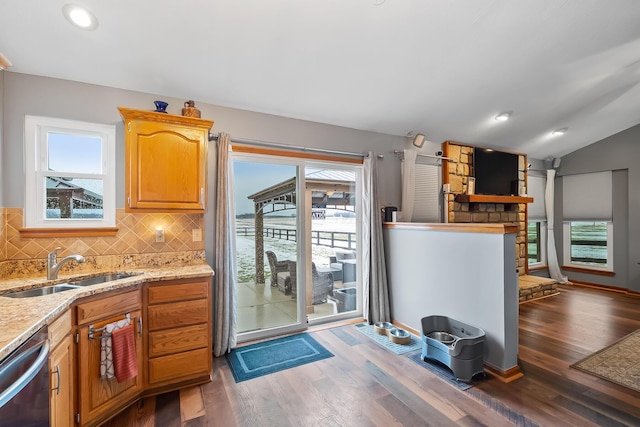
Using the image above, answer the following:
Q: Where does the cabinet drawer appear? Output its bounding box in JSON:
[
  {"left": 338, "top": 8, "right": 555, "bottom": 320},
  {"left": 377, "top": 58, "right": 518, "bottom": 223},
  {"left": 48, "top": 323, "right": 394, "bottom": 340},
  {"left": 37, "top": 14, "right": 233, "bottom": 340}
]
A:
[
  {"left": 76, "top": 290, "right": 141, "bottom": 325},
  {"left": 147, "top": 299, "right": 208, "bottom": 331},
  {"left": 148, "top": 347, "right": 210, "bottom": 385},
  {"left": 148, "top": 280, "right": 209, "bottom": 304},
  {"left": 148, "top": 324, "right": 209, "bottom": 358},
  {"left": 49, "top": 310, "right": 71, "bottom": 350}
]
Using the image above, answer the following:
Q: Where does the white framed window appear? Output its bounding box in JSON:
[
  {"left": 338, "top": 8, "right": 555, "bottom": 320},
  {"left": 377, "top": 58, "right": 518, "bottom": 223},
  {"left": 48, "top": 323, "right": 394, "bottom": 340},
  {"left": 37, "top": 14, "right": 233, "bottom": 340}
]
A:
[
  {"left": 24, "top": 115, "right": 116, "bottom": 228},
  {"left": 562, "top": 170, "right": 613, "bottom": 272},
  {"left": 563, "top": 221, "right": 613, "bottom": 271},
  {"left": 527, "top": 220, "right": 547, "bottom": 267}
]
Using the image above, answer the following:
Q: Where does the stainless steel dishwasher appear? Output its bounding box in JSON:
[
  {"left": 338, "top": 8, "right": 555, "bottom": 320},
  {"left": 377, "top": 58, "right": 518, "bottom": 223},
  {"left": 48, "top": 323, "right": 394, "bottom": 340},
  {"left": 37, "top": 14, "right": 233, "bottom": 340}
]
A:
[{"left": 0, "top": 326, "right": 50, "bottom": 426}]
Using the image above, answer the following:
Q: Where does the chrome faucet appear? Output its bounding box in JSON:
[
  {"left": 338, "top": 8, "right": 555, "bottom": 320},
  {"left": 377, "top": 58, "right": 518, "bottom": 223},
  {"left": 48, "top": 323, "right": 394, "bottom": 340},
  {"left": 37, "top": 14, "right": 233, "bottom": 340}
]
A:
[{"left": 47, "top": 247, "right": 86, "bottom": 280}]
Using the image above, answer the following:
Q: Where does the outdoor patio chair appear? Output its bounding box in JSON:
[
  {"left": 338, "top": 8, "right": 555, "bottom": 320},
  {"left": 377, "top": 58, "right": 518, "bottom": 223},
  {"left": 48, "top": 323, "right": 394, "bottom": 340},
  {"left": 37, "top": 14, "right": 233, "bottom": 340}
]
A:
[
  {"left": 266, "top": 250, "right": 289, "bottom": 287},
  {"left": 312, "top": 262, "right": 334, "bottom": 305},
  {"left": 278, "top": 260, "right": 298, "bottom": 298}
]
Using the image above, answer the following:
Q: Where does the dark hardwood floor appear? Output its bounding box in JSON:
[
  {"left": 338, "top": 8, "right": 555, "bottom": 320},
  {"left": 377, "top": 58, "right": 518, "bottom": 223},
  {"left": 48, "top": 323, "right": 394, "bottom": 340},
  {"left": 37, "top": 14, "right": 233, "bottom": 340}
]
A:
[{"left": 105, "top": 284, "right": 640, "bottom": 426}]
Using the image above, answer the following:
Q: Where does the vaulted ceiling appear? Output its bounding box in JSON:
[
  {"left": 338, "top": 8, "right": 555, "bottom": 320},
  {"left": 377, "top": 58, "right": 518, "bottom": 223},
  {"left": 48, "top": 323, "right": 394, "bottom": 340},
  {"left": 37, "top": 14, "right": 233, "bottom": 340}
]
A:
[{"left": 2, "top": 0, "right": 640, "bottom": 160}]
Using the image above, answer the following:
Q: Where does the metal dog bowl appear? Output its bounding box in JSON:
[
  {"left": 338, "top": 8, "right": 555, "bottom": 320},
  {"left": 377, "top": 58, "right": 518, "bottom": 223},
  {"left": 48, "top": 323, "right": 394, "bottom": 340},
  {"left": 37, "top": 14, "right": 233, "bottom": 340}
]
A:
[
  {"left": 373, "top": 321, "right": 394, "bottom": 335},
  {"left": 389, "top": 328, "right": 412, "bottom": 345},
  {"left": 427, "top": 331, "right": 457, "bottom": 344}
]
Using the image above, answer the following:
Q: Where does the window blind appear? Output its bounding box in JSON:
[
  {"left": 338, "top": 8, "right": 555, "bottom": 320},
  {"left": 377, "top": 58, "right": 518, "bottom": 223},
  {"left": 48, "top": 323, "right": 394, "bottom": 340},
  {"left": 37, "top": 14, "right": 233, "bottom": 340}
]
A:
[
  {"left": 412, "top": 162, "right": 441, "bottom": 222},
  {"left": 562, "top": 171, "right": 612, "bottom": 221},
  {"left": 528, "top": 175, "right": 546, "bottom": 220}
]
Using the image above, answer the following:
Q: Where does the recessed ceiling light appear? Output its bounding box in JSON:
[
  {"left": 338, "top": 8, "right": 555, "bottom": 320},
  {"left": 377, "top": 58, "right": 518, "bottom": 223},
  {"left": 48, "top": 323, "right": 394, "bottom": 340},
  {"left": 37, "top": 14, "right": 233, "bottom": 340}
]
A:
[
  {"left": 495, "top": 112, "right": 511, "bottom": 121},
  {"left": 62, "top": 4, "right": 98, "bottom": 30},
  {"left": 551, "top": 128, "right": 567, "bottom": 136}
]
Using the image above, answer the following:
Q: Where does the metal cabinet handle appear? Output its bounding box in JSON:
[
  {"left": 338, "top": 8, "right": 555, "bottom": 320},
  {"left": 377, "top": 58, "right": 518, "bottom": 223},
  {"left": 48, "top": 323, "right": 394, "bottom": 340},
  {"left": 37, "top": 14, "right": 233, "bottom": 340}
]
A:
[
  {"left": 52, "top": 364, "right": 60, "bottom": 395},
  {"left": 138, "top": 317, "right": 143, "bottom": 337}
]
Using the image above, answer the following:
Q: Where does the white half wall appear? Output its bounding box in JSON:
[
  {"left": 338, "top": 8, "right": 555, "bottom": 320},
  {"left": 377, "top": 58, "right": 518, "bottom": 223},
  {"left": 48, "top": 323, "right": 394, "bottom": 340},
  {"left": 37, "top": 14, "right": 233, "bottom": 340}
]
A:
[{"left": 383, "top": 223, "right": 519, "bottom": 372}]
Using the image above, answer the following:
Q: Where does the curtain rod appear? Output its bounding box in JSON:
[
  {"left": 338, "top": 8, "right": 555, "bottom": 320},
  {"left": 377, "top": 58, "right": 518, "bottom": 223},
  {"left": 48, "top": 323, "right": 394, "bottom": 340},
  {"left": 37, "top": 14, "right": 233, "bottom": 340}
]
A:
[
  {"left": 528, "top": 168, "right": 563, "bottom": 177},
  {"left": 393, "top": 149, "right": 452, "bottom": 161},
  {"left": 209, "top": 132, "right": 368, "bottom": 158}
]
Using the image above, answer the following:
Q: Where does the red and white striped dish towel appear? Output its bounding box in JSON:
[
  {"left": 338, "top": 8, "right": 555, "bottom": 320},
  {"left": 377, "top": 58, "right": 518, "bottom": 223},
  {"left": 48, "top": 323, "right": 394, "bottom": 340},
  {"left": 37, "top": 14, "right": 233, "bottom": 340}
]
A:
[{"left": 100, "top": 317, "right": 130, "bottom": 380}]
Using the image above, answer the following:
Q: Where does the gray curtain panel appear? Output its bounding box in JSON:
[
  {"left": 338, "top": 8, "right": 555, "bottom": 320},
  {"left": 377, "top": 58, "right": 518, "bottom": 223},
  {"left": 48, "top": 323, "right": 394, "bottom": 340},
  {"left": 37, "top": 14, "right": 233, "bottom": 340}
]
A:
[
  {"left": 363, "top": 153, "right": 391, "bottom": 324},
  {"left": 213, "top": 133, "right": 238, "bottom": 356}
]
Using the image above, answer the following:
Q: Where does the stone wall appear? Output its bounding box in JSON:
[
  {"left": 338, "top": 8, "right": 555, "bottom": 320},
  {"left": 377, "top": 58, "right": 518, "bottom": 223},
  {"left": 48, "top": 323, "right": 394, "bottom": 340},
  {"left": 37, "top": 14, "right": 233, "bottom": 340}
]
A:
[{"left": 444, "top": 142, "right": 528, "bottom": 275}]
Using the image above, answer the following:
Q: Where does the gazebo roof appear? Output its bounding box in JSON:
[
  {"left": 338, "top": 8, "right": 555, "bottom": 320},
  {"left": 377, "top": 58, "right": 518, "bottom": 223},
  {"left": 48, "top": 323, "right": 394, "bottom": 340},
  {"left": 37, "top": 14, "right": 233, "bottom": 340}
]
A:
[
  {"left": 247, "top": 168, "right": 355, "bottom": 213},
  {"left": 46, "top": 176, "right": 103, "bottom": 208}
]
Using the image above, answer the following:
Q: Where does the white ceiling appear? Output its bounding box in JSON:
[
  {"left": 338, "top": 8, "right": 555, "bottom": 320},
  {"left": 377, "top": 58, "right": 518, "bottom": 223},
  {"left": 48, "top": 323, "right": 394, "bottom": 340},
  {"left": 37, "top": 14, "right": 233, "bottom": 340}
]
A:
[{"left": 2, "top": 0, "right": 640, "bottom": 160}]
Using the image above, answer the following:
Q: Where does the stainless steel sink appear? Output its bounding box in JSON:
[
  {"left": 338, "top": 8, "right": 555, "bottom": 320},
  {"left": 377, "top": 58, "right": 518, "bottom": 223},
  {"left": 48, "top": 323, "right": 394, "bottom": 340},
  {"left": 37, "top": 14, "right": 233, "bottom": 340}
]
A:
[
  {"left": 3, "top": 284, "right": 81, "bottom": 298},
  {"left": 1, "top": 273, "right": 140, "bottom": 298},
  {"left": 68, "top": 273, "right": 139, "bottom": 287}
]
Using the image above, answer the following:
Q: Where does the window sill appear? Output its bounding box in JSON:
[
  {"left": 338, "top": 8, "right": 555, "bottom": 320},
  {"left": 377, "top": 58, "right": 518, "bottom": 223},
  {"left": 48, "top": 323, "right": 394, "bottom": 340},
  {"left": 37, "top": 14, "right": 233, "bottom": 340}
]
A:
[
  {"left": 527, "top": 265, "right": 548, "bottom": 272},
  {"left": 19, "top": 227, "right": 119, "bottom": 238},
  {"left": 562, "top": 265, "right": 615, "bottom": 277}
]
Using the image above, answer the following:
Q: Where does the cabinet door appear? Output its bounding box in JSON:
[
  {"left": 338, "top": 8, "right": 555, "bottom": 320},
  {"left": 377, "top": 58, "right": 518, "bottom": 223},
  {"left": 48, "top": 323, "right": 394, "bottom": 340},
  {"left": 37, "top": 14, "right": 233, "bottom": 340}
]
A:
[
  {"left": 77, "top": 310, "right": 143, "bottom": 427},
  {"left": 145, "top": 278, "right": 213, "bottom": 391},
  {"left": 50, "top": 334, "right": 74, "bottom": 427},
  {"left": 127, "top": 120, "right": 206, "bottom": 211}
]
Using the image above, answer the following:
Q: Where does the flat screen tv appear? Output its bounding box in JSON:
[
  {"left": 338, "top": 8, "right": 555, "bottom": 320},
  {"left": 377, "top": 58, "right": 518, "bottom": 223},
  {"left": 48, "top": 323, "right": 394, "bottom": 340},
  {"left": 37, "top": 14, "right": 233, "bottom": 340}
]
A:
[{"left": 473, "top": 148, "right": 519, "bottom": 195}]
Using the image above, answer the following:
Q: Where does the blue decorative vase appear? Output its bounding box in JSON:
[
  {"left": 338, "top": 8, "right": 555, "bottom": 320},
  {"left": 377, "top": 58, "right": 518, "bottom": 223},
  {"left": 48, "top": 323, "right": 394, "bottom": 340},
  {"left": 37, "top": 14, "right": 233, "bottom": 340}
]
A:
[{"left": 154, "top": 100, "right": 168, "bottom": 113}]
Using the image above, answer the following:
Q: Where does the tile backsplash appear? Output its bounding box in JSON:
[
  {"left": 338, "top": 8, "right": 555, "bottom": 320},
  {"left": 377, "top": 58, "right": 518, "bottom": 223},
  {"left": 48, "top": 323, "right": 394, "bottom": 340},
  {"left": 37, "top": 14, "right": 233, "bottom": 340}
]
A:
[{"left": 0, "top": 208, "right": 206, "bottom": 278}]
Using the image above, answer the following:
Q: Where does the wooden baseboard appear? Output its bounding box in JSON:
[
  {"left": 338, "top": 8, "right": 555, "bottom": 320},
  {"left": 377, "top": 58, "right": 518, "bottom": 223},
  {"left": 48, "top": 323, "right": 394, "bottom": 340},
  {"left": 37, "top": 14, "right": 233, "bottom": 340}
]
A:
[
  {"left": 569, "top": 281, "right": 640, "bottom": 297},
  {"left": 484, "top": 365, "right": 524, "bottom": 383}
]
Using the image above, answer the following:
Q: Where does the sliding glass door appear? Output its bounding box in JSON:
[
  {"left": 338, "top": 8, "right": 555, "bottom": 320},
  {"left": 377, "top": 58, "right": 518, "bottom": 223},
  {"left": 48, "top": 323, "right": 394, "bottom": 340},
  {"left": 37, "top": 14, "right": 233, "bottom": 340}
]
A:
[
  {"left": 232, "top": 152, "right": 363, "bottom": 342},
  {"left": 233, "top": 156, "right": 307, "bottom": 341},
  {"left": 305, "top": 165, "right": 361, "bottom": 323}
]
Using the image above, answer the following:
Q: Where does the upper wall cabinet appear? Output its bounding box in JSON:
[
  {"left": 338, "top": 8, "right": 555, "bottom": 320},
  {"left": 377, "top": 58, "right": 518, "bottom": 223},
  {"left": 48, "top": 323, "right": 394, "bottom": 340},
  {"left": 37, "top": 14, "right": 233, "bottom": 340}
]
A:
[{"left": 119, "top": 107, "right": 214, "bottom": 212}]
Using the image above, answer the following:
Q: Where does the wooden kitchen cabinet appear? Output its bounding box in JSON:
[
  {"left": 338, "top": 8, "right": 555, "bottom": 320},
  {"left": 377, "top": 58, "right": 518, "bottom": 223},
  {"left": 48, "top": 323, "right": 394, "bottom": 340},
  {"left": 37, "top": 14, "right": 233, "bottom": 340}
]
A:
[
  {"left": 49, "top": 311, "right": 74, "bottom": 427},
  {"left": 118, "top": 107, "right": 214, "bottom": 212},
  {"left": 75, "top": 289, "right": 143, "bottom": 427},
  {"left": 145, "top": 277, "right": 212, "bottom": 390},
  {"left": 42, "top": 273, "right": 212, "bottom": 426}
]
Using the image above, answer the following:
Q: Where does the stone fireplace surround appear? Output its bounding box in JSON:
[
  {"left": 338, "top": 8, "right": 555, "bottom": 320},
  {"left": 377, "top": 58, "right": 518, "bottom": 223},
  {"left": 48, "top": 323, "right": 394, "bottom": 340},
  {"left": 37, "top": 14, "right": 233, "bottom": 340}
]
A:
[{"left": 442, "top": 141, "right": 530, "bottom": 275}]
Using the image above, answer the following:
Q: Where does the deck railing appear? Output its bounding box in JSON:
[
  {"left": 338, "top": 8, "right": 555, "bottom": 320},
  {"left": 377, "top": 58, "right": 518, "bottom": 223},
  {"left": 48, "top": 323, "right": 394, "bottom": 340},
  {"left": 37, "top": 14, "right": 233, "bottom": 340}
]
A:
[{"left": 236, "top": 226, "right": 356, "bottom": 250}]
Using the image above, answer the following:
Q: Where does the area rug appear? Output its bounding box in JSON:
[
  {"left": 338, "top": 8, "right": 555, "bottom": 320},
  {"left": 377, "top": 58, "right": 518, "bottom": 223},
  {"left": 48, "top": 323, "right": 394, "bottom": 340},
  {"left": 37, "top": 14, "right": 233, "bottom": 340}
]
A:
[
  {"left": 355, "top": 323, "right": 422, "bottom": 355},
  {"left": 226, "top": 333, "right": 333, "bottom": 383},
  {"left": 571, "top": 329, "right": 640, "bottom": 392},
  {"left": 405, "top": 350, "right": 484, "bottom": 391}
]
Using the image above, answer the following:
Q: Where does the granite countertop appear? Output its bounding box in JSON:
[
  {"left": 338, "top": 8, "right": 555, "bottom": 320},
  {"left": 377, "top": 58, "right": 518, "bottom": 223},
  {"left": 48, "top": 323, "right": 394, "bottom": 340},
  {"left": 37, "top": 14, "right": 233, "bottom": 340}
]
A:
[{"left": 0, "top": 263, "right": 214, "bottom": 361}]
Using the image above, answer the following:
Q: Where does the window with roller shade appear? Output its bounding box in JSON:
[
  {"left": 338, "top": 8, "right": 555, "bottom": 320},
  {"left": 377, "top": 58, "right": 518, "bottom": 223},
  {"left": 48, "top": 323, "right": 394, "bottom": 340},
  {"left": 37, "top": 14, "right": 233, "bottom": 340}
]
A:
[
  {"left": 562, "top": 171, "right": 613, "bottom": 271},
  {"left": 527, "top": 175, "right": 546, "bottom": 267}
]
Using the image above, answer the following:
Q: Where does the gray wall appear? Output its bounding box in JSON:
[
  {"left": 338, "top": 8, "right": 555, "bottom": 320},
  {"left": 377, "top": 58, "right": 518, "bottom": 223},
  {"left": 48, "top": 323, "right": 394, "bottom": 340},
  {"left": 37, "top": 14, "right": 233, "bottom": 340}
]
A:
[
  {"left": 1, "top": 72, "right": 402, "bottom": 266},
  {"left": 0, "top": 71, "right": 4, "bottom": 206},
  {"left": 555, "top": 124, "right": 639, "bottom": 291}
]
